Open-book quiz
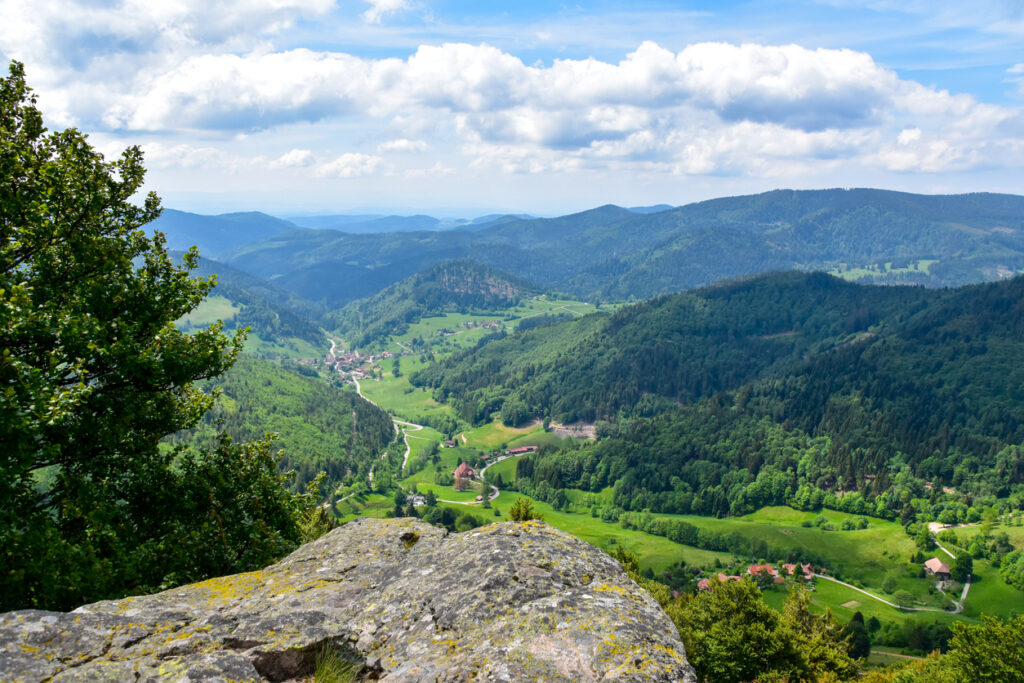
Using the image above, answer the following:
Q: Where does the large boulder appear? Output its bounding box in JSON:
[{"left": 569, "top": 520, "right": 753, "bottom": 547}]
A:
[{"left": 1, "top": 518, "right": 696, "bottom": 682}]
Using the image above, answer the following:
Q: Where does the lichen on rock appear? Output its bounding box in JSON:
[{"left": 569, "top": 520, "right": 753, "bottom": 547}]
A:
[{"left": 0, "top": 518, "right": 696, "bottom": 682}]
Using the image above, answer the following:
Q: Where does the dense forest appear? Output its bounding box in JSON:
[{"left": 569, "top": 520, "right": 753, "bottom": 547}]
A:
[
  {"left": 413, "top": 272, "right": 933, "bottom": 422},
  {"left": 166, "top": 356, "right": 395, "bottom": 493},
  {"left": 325, "top": 260, "right": 538, "bottom": 349},
  {"left": 416, "top": 272, "right": 1024, "bottom": 518}
]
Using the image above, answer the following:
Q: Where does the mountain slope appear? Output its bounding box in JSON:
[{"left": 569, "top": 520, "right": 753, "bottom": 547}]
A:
[
  {"left": 166, "top": 355, "right": 395, "bottom": 492},
  {"left": 152, "top": 210, "right": 298, "bottom": 259},
  {"left": 412, "top": 271, "right": 934, "bottom": 423},
  {"left": 222, "top": 189, "right": 1024, "bottom": 306},
  {"left": 325, "top": 260, "right": 540, "bottom": 349},
  {"left": 176, "top": 254, "right": 326, "bottom": 353},
  {"left": 437, "top": 273, "right": 1024, "bottom": 516}
]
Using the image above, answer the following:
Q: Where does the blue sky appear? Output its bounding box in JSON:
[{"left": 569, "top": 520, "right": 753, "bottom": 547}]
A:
[{"left": 2, "top": 0, "right": 1023, "bottom": 216}]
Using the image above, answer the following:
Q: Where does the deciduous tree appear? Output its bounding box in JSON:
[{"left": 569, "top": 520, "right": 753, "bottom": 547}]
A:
[{"left": 0, "top": 61, "right": 314, "bottom": 611}]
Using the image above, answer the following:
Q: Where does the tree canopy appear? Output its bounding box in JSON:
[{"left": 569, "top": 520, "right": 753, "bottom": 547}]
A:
[{"left": 0, "top": 61, "right": 315, "bottom": 611}]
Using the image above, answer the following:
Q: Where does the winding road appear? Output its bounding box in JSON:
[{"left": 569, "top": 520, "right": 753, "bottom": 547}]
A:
[
  {"left": 352, "top": 377, "right": 423, "bottom": 476},
  {"left": 812, "top": 574, "right": 960, "bottom": 614}
]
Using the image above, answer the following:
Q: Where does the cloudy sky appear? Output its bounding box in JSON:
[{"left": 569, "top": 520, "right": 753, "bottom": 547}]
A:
[{"left": 3, "top": 0, "right": 1024, "bottom": 216}]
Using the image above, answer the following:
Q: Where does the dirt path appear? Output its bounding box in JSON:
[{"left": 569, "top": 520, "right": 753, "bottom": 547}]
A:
[
  {"left": 436, "top": 481, "right": 499, "bottom": 505},
  {"left": 928, "top": 524, "right": 973, "bottom": 606},
  {"left": 872, "top": 650, "right": 925, "bottom": 661}
]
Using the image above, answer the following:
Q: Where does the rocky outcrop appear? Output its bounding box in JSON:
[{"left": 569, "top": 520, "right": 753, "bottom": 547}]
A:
[{"left": 1, "top": 518, "right": 696, "bottom": 682}]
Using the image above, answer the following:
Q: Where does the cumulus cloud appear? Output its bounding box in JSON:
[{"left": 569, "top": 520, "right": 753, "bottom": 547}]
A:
[
  {"left": 7, "top": 5, "right": 1023, "bottom": 183},
  {"left": 316, "top": 152, "right": 383, "bottom": 177},
  {"left": 362, "top": 0, "right": 410, "bottom": 23}
]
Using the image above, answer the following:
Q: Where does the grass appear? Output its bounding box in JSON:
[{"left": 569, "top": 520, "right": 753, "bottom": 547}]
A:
[
  {"left": 829, "top": 259, "right": 939, "bottom": 282},
  {"left": 358, "top": 355, "right": 456, "bottom": 423},
  {"left": 314, "top": 643, "right": 360, "bottom": 682},
  {"left": 176, "top": 295, "right": 239, "bottom": 327},
  {"left": 461, "top": 420, "right": 543, "bottom": 450},
  {"left": 243, "top": 332, "right": 324, "bottom": 360},
  {"left": 958, "top": 559, "right": 1022, "bottom": 620}
]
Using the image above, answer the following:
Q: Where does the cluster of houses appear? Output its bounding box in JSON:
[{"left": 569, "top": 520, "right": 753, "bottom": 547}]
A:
[
  {"left": 324, "top": 349, "right": 395, "bottom": 374},
  {"left": 697, "top": 563, "right": 817, "bottom": 591}
]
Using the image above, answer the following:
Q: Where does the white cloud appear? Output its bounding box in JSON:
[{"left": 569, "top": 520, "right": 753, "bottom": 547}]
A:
[
  {"left": 362, "top": 0, "right": 410, "bottom": 24},
  {"left": 316, "top": 152, "right": 383, "bottom": 177},
  {"left": 8, "top": 5, "right": 1023, "bottom": 185},
  {"left": 378, "top": 138, "right": 428, "bottom": 152},
  {"left": 271, "top": 148, "right": 317, "bottom": 167}
]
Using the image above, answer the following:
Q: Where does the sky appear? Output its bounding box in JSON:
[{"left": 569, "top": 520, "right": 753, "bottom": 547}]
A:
[{"left": 2, "top": 0, "right": 1024, "bottom": 216}]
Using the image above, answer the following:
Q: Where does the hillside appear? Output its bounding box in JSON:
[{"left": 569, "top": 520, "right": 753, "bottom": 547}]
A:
[
  {"left": 175, "top": 254, "right": 327, "bottom": 356},
  {"left": 151, "top": 209, "right": 298, "bottom": 259},
  {"left": 220, "top": 189, "right": 1024, "bottom": 307},
  {"left": 427, "top": 273, "right": 1024, "bottom": 517},
  {"left": 411, "top": 272, "right": 932, "bottom": 423},
  {"left": 325, "top": 260, "right": 540, "bottom": 349},
  {"left": 166, "top": 355, "right": 395, "bottom": 492}
]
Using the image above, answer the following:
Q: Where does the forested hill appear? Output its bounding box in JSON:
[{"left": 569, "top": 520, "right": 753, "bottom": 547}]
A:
[
  {"left": 176, "top": 253, "right": 326, "bottom": 351},
  {"left": 221, "top": 189, "right": 1024, "bottom": 307},
  {"left": 477, "top": 273, "right": 1024, "bottom": 519},
  {"left": 153, "top": 209, "right": 298, "bottom": 259},
  {"left": 166, "top": 356, "right": 395, "bottom": 493},
  {"left": 324, "top": 260, "right": 540, "bottom": 349},
  {"left": 411, "top": 271, "right": 933, "bottom": 423}
]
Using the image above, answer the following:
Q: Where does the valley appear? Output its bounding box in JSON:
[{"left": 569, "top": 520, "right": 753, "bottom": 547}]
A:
[{"left": 145, "top": 195, "right": 1024, "bottom": 663}]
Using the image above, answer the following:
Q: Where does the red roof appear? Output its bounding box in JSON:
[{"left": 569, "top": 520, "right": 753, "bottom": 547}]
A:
[
  {"left": 508, "top": 446, "right": 538, "bottom": 454},
  {"left": 453, "top": 462, "right": 475, "bottom": 478},
  {"left": 747, "top": 564, "right": 778, "bottom": 577}
]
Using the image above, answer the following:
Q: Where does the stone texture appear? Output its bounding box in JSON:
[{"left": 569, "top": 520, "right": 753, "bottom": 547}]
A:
[{"left": 1, "top": 518, "right": 696, "bottom": 682}]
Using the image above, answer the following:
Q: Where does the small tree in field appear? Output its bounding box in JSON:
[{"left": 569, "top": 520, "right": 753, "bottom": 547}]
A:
[{"left": 509, "top": 497, "right": 543, "bottom": 521}]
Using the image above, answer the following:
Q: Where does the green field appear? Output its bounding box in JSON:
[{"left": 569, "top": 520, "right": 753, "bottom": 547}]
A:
[
  {"left": 358, "top": 355, "right": 456, "bottom": 424},
  {"left": 177, "top": 295, "right": 239, "bottom": 327},
  {"left": 243, "top": 332, "right": 324, "bottom": 360},
  {"left": 830, "top": 259, "right": 938, "bottom": 282},
  {"left": 461, "top": 420, "right": 543, "bottom": 449}
]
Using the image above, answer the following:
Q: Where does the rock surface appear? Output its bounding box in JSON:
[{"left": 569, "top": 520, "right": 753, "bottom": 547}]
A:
[{"left": 1, "top": 518, "right": 696, "bottom": 682}]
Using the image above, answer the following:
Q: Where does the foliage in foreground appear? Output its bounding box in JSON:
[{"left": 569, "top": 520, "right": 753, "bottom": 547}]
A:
[
  {"left": 0, "top": 61, "right": 316, "bottom": 611},
  {"left": 611, "top": 547, "right": 857, "bottom": 683}
]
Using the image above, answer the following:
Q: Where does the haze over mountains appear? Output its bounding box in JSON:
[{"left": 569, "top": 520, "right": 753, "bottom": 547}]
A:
[{"left": 154, "top": 189, "right": 1024, "bottom": 311}]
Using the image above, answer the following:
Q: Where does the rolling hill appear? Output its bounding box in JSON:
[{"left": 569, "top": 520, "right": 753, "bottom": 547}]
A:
[
  {"left": 324, "top": 260, "right": 540, "bottom": 349},
  {"left": 413, "top": 272, "right": 1024, "bottom": 516},
  {"left": 219, "top": 189, "right": 1024, "bottom": 308}
]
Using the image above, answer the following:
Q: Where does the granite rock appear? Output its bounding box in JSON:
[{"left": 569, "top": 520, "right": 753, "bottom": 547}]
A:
[{"left": 1, "top": 518, "right": 696, "bottom": 682}]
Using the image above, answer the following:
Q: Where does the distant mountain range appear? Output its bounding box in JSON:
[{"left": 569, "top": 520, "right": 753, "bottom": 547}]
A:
[{"left": 152, "top": 189, "right": 1024, "bottom": 308}]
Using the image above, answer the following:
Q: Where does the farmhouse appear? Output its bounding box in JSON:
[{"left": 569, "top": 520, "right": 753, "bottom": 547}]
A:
[
  {"left": 747, "top": 564, "right": 778, "bottom": 578},
  {"left": 782, "top": 563, "right": 815, "bottom": 579},
  {"left": 924, "top": 557, "right": 951, "bottom": 580},
  {"left": 507, "top": 446, "right": 539, "bottom": 455},
  {"left": 697, "top": 573, "right": 743, "bottom": 590}
]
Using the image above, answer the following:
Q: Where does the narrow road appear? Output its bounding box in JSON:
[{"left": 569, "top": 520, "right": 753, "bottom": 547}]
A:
[
  {"left": 354, "top": 378, "right": 424, "bottom": 473},
  {"left": 436, "top": 481, "right": 499, "bottom": 505},
  {"left": 928, "top": 523, "right": 973, "bottom": 606},
  {"left": 813, "top": 574, "right": 960, "bottom": 614}
]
